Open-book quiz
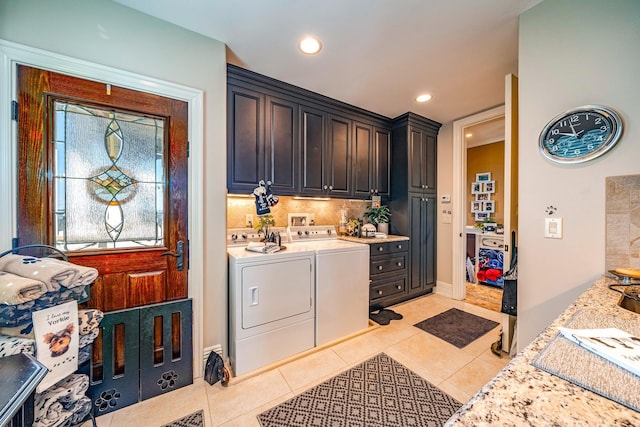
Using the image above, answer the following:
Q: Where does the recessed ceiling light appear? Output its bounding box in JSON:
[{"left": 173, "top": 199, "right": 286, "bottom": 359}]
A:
[
  {"left": 416, "top": 94, "right": 432, "bottom": 103},
  {"left": 299, "top": 37, "right": 322, "bottom": 55},
  {"left": 466, "top": 133, "right": 473, "bottom": 138}
]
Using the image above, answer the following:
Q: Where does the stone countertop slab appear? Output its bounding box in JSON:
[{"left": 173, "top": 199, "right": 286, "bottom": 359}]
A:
[
  {"left": 445, "top": 277, "right": 640, "bottom": 426},
  {"left": 338, "top": 235, "right": 409, "bottom": 244}
]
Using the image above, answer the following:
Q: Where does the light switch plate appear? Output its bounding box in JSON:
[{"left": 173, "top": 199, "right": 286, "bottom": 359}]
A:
[{"left": 544, "top": 217, "right": 563, "bottom": 239}]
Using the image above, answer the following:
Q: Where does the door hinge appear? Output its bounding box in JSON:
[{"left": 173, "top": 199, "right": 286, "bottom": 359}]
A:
[
  {"left": 11, "top": 101, "right": 18, "bottom": 122},
  {"left": 187, "top": 141, "right": 190, "bottom": 158},
  {"left": 504, "top": 244, "right": 509, "bottom": 252}
]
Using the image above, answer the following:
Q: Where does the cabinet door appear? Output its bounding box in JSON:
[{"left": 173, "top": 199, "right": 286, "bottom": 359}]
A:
[
  {"left": 409, "top": 194, "right": 436, "bottom": 293},
  {"left": 266, "top": 96, "right": 298, "bottom": 194},
  {"left": 326, "top": 115, "right": 352, "bottom": 196},
  {"left": 408, "top": 128, "right": 424, "bottom": 192},
  {"left": 423, "top": 131, "right": 437, "bottom": 192},
  {"left": 227, "top": 85, "right": 265, "bottom": 193},
  {"left": 300, "top": 105, "right": 327, "bottom": 195},
  {"left": 374, "top": 127, "right": 391, "bottom": 197},
  {"left": 353, "top": 122, "right": 373, "bottom": 198},
  {"left": 408, "top": 127, "right": 436, "bottom": 193}
]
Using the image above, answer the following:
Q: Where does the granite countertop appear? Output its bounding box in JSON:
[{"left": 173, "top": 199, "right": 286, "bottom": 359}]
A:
[
  {"left": 446, "top": 277, "right": 640, "bottom": 426},
  {"left": 338, "top": 234, "right": 409, "bottom": 244}
]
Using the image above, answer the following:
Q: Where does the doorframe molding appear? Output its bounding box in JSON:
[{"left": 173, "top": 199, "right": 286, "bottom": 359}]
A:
[
  {"left": 452, "top": 105, "right": 505, "bottom": 300},
  {"left": 0, "top": 39, "right": 205, "bottom": 378}
]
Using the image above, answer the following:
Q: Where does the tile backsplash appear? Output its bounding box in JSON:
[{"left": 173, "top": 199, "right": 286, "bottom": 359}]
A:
[
  {"left": 606, "top": 174, "right": 640, "bottom": 271},
  {"left": 227, "top": 195, "right": 371, "bottom": 229}
]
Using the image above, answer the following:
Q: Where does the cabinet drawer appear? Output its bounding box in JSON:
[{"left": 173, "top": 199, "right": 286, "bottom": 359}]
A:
[
  {"left": 370, "top": 240, "right": 408, "bottom": 255},
  {"left": 370, "top": 254, "right": 407, "bottom": 276},
  {"left": 370, "top": 276, "right": 407, "bottom": 302}
]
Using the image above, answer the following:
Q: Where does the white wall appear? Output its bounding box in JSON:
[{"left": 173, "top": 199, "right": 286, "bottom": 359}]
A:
[
  {"left": 518, "top": 0, "right": 640, "bottom": 347},
  {"left": 437, "top": 122, "right": 454, "bottom": 286},
  {"left": 0, "top": 0, "right": 228, "bottom": 361}
]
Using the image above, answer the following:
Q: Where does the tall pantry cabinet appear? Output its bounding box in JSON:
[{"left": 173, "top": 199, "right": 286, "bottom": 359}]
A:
[{"left": 389, "top": 113, "right": 441, "bottom": 297}]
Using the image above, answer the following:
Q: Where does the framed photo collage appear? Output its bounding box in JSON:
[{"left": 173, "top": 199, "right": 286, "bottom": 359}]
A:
[{"left": 470, "top": 172, "right": 495, "bottom": 221}]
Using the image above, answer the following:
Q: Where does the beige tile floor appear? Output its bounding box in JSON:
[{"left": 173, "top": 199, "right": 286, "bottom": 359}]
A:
[{"left": 84, "top": 293, "right": 510, "bottom": 427}]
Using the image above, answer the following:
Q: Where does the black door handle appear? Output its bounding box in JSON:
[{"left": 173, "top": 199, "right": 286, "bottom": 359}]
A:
[{"left": 161, "top": 240, "right": 184, "bottom": 271}]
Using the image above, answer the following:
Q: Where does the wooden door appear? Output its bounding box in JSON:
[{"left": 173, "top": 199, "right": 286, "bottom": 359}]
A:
[{"left": 16, "top": 65, "right": 188, "bottom": 312}]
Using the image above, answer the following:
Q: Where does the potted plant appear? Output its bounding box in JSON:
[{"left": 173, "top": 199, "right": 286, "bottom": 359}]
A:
[{"left": 363, "top": 205, "right": 391, "bottom": 234}]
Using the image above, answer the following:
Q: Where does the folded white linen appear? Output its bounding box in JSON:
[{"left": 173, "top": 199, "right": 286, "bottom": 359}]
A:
[
  {"left": 0, "top": 271, "right": 48, "bottom": 305},
  {"left": 0, "top": 333, "right": 35, "bottom": 356},
  {"left": 0, "top": 254, "right": 98, "bottom": 292},
  {"left": 246, "top": 242, "right": 281, "bottom": 254},
  {"left": 34, "top": 373, "right": 90, "bottom": 427}
]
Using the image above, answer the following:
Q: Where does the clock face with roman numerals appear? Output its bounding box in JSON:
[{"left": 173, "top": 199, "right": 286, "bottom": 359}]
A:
[{"left": 539, "top": 105, "right": 623, "bottom": 164}]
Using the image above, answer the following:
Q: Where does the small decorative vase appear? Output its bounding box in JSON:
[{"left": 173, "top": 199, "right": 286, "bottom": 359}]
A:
[{"left": 377, "top": 223, "right": 389, "bottom": 235}]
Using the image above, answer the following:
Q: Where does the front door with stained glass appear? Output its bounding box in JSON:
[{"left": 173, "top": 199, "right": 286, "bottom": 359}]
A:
[{"left": 17, "top": 65, "right": 188, "bottom": 312}]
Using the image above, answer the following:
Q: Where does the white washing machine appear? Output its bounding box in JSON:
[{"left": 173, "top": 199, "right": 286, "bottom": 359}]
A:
[
  {"left": 288, "top": 226, "right": 370, "bottom": 346},
  {"left": 228, "top": 238, "right": 315, "bottom": 376}
]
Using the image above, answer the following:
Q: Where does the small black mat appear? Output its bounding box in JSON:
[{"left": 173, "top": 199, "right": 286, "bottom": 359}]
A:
[
  {"left": 369, "top": 308, "right": 403, "bottom": 325},
  {"left": 161, "top": 410, "right": 204, "bottom": 427},
  {"left": 414, "top": 308, "right": 499, "bottom": 348}
]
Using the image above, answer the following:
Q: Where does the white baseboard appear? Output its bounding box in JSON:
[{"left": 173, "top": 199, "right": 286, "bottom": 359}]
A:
[
  {"left": 201, "top": 344, "right": 224, "bottom": 377},
  {"left": 435, "top": 280, "right": 453, "bottom": 298}
]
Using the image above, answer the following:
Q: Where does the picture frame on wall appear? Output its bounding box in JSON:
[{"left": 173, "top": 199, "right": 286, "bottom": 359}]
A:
[
  {"left": 484, "top": 180, "right": 495, "bottom": 193},
  {"left": 475, "top": 212, "right": 488, "bottom": 221},
  {"left": 476, "top": 172, "right": 491, "bottom": 182},
  {"left": 471, "top": 201, "right": 482, "bottom": 212},
  {"left": 477, "top": 192, "right": 490, "bottom": 201},
  {"left": 471, "top": 182, "right": 482, "bottom": 194},
  {"left": 484, "top": 200, "right": 495, "bottom": 213}
]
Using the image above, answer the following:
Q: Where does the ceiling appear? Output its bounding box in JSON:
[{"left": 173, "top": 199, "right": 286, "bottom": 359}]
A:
[{"left": 113, "top": 0, "right": 541, "bottom": 125}]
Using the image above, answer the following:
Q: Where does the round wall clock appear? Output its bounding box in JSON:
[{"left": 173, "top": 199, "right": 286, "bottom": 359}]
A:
[{"left": 539, "top": 105, "right": 623, "bottom": 164}]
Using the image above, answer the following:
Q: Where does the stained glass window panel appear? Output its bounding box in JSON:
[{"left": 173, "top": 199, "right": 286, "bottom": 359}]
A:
[{"left": 53, "top": 101, "right": 165, "bottom": 250}]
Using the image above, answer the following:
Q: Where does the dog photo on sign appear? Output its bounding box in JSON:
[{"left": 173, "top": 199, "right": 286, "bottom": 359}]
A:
[{"left": 32, "top": 300, "right": 79, "bottom": 392}]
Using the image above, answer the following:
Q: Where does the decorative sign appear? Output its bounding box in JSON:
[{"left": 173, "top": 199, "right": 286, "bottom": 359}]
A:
[{"left": 32, "top": 300, "right": 79, "bottom": 392}]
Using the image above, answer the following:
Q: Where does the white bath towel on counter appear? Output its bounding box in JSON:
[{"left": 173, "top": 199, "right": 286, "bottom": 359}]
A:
[
  {"left": 0, "top": 271, "right": 48, "bottom": 304},
  {"left": 0, "top": 254, "right": 98, "bottom": 292}
]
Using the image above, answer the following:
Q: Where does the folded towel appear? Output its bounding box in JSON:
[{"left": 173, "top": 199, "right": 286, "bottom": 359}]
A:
[
  {"left": 0, "top": 271, "right": 48, "bottom": 305},
  {"left": 0, "top": 285, "right": 89, "bottom": 328},
  {"left": 78, "top": 309, "right": 103, "bottom": 335},
  {"left": 0, "top": 333, "right": 35, "bottom": 357},
  {"left": 34, "top": 373, "right": 89, "bottom": 427},
  {"left": 0, "top": 255, "right": 98, "bottom": 292},
  {"left": 246, "top": 242, "right": 281, "bottom": 254},
  {"left": 78, "top": 328, "right": 99, "bottom": 348},
  {"left": 0, "top": 323, "right": 33, "bottom": 338}
]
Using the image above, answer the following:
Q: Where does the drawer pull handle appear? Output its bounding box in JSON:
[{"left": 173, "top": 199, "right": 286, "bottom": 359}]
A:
[
  {"left": 378, "top": 290, "right": 383, "bottom": 295},
  {"left": 396, "top": 262, "right": 402, "bottom": 267},
  {"left": 378, "top": 266, "right": 383, "bottom": 271},
  {"left": 396, "top": 285, "right": 402, "bottom": 290},
  {"left": 397, "top": 244, "right": 402, "bottom": 249},
  {"left": 378, "top": 247, "right": 384, "bottom": 252}
]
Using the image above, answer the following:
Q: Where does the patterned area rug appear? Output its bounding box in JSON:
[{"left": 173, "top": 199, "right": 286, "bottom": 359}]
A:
[
  {"left": 257, "top": 353, "right": 462, "bottom": 427},
  {"left": 161, "top": 409, "right": 204, "bottom": 427},
  {"left": 414, "top": 308, "right": 499, "bottom": 348}
]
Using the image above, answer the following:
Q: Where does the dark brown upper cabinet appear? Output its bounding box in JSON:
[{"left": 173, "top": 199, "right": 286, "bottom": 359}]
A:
[
  {"left": 227, "top": 64, "right": 392, "bottom": 200},
  {"left": 353, "top": 121, "right": 391, "bottom": 199}
]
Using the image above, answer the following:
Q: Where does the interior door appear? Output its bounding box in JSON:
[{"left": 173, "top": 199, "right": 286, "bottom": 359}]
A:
[
  {"left": 503, "top": 74, "right": 518, "bottom": 269},
  {"left": 16, "top": 65, "right": 188, "bottom": 312}
]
